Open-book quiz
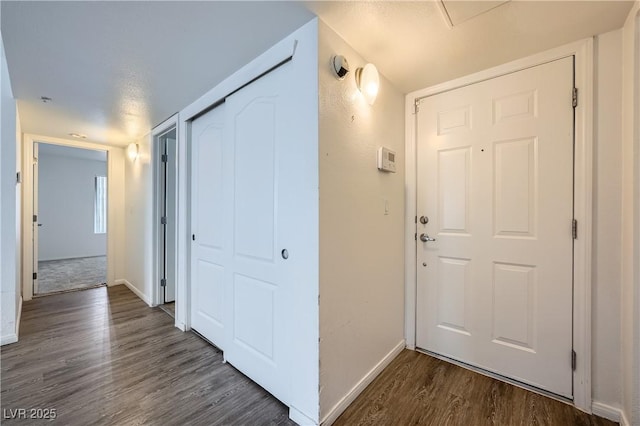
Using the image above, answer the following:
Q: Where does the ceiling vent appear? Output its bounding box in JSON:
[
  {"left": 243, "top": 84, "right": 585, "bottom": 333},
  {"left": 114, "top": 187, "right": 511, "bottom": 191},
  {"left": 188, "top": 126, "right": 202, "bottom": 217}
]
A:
[{"left": 438, "top": 0, "right": 510, "bottom": 28}]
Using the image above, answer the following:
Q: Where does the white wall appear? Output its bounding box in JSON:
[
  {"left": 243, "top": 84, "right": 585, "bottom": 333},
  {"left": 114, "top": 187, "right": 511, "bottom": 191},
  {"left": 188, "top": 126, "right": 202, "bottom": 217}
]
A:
[
  {"left": 38, "top": 150, "right": 107, "bottom": 261},
  {"left": 318, "top": 20, "right": 406, "bottom": 422},
  {"left": 592, "top": 29, "right": 623, "bottom": 409},
  {"left": 621, "top": 2, "right": 640, "bottom": 425},
  {"left": 123, "top": 133, "right": 153, "bottom": 305},
  {"left": 109, "top": 147, "right": 126, "bottom": 287},
  {"left": 14, "top": 105, "right": 22, "bottom": 333},
  {"left": 0, "top": 32, "right": 20, "bottom": 345}
]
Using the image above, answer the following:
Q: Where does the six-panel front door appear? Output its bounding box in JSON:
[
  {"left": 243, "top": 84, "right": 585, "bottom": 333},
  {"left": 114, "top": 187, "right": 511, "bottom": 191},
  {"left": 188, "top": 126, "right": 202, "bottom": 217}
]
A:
[{"left": 415, "top": 57, "right": 575, "bottom": 397}]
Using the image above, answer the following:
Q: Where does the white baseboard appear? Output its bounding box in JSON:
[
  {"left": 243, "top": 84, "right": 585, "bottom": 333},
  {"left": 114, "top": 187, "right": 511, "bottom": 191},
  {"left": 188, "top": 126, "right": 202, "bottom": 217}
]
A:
[
  {"left": 115, "top": 279, "right": 152, "bottom": 306},
  {"left": 0, "top": 333, "right": 18, "bottom": 346},
  {"left": 16, "top": 296, "right": 22, "bottom": 338},
  {"left": 620, "top": 409, "right": 631, "bottom": 426},
  {"left": 320, "top": 339, "right": 406, "bottom": 426},
  {"left": 1, "top": 296, "right": 23, "bottom": 346},
  {"left": 591, "top": 401, "right": 621, "bottom": 422},
  {"left": 289, "top": 406, "right": 317, "bottom": 426}
]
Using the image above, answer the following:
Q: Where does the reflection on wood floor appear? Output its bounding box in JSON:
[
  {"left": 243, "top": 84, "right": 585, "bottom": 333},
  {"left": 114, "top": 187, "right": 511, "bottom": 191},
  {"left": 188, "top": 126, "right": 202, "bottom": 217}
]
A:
[{"left": 0, "top": 285, "right": 294, "bottom": 426}]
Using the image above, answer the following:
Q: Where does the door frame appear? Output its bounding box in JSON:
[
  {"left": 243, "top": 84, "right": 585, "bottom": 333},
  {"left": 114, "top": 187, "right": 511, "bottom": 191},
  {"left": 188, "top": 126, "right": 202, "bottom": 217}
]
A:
[
  {"left": 21, "top": 134, "right": 116, "bottom": 301},
  {"left": 404, "top": 38, "right": 594, "bottom": 412},
  {"left": 151, "top": 114, "right": 179, "bottom": 310}
]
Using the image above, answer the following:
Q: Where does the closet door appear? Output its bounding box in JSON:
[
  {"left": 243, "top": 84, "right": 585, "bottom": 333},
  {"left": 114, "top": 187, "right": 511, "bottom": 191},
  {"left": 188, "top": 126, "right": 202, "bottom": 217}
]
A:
[
  {"left": 222, "top": 62, "right": 292, "bottom": 404},
  {"left": 190, "top": 104, "right": 226, "bottom": 349}
]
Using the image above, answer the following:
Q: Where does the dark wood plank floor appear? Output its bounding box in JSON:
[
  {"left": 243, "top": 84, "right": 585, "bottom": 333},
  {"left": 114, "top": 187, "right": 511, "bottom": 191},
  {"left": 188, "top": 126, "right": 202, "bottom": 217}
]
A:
[
  {"left": 334, "top": 349, "right": 617, "bottom": 426},
  {"left": 1, "top": 285, "right": 294, "bottom": 426},
  {"left": 2, "top": 285, "right": 619, "bottom": 426}
]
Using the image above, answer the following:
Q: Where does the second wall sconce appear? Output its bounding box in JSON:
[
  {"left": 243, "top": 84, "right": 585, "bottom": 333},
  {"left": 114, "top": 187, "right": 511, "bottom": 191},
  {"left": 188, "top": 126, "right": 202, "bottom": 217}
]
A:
[
  {"left": 356, "top": 63, "right": 380, "bottom": 105},
  {"left": 127, "top": 143, "right": 139, "bottom": 161}
]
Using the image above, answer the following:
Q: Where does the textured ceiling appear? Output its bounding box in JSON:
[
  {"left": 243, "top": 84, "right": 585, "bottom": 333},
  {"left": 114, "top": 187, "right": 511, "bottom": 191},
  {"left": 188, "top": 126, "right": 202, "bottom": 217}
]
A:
[
  {"left": 0, "top": 1, "right": 634, "bottom": 146},
  {"left": 1, "top": 1, "right": 314, "bottom": 146},
  {"left": 306, "top": 1, "right": 634, "bottom": 94}
]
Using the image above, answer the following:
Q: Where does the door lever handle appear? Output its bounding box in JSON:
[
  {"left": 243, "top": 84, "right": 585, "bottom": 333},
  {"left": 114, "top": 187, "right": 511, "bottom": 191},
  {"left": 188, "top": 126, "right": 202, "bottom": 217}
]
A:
[{"left": 419, "top": 233, "right": 436, "bottom": 242}]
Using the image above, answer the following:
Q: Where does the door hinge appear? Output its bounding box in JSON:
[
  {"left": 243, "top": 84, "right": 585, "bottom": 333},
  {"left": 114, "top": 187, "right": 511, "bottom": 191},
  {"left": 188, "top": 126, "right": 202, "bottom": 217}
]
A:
[
  {"left": 160, "top": 278, "right": 167, "bottom": 287},
  {"left": 161, "top": 154, "right": 168, "bottom": 163},
  {"left": 572, "top": 219, "right": 578, "bottom": 239},
  {"left": 33, "top": 272, "right": 37, "bottom": 280},
  {"left": 572, "top": 87, "right": 578, "bottom": 108},
  {"left": 415, "top": 216, "right": 417, "bottom": 224},
  {"left": 33, "top": 214, "right": 37, "bottom": 223},
  {"left": 571, "top": 350, "right": 577, "bottom": 371},
  {"left": 161, "top": 216, "right": 167, "bottom": 225},
  {"left": 414, "top": 233, "right": 417, "bottom": 241},
  {"left": 414, "top": 98, "right": 421, "bottom": 114}
]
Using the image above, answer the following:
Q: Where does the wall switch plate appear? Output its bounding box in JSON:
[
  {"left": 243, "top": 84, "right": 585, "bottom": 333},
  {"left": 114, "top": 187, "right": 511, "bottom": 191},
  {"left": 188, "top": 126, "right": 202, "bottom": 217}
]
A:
[{"left": 377, "top": 147, "right": 396, "bottom": 173}]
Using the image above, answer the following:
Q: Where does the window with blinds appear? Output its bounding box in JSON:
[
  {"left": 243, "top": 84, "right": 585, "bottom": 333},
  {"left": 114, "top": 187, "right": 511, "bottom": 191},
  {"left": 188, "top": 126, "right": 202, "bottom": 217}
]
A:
[{"left": 94, "top": 176, "right": 107, "bottom": 234}]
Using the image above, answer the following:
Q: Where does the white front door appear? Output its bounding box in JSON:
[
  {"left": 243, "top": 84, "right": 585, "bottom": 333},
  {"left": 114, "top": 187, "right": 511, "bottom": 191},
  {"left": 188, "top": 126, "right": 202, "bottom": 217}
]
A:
[
  {"left": 415, "top": 57, "right": 574, "bottom": 397},
  {"left": 190, "top": 104, "right": 226, "bottom": 349}
]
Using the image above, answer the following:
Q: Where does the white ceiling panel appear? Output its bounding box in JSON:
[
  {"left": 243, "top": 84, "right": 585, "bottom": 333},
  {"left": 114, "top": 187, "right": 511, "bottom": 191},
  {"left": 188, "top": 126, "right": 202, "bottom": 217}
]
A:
[{"left": 440, "top": 0, "right": 510, "bottom": 26}]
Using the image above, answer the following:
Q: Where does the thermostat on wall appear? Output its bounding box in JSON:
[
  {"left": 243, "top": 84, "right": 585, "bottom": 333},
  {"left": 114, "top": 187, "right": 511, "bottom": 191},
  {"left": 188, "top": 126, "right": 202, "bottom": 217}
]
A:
[{"left": 377, "top": 147, "right": 396, "bottom": 173}]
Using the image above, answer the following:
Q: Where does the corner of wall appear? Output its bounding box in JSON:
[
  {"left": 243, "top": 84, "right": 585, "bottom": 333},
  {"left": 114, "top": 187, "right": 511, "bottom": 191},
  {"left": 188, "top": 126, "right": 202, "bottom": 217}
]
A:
[
  {"left": 122, "top": 133, "right": 154, "bottom": 303},
  {"left": 620, "top": 2, "right": 640, "bottom": 425},
  {"left": 317, "top": 19, "right": 406, "bottom": 422},
  {"left": 1, "top": 26, "right": 20, "bottom": 345},
  {"left": 592, "top": 27, "right": 623, "bottom": 408}
]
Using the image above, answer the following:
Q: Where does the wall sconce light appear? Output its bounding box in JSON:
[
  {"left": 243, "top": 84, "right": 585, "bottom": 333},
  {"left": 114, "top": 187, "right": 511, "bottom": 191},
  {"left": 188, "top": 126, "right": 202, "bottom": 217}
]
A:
[
  {"left": 127, "top": 143, "right": 139, "bottom": 161},
  {"left": 356, "top": 63, "right": 380, "bottom": 105}
]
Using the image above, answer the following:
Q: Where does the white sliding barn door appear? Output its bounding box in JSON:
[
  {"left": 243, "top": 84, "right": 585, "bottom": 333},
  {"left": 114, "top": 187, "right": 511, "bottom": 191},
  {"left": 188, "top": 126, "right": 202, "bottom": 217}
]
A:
[
  {"left": 190, "top": 62, "right": 295, "bottom": 405},
  {"left": 222, "top": 62, "right": 292, "bottom": 404},
  {"left": 415, "top": 57, "right": 574, "bottom": 397},
  {"left": 190, "top": 104, "right": 226, "bottom": 349}
]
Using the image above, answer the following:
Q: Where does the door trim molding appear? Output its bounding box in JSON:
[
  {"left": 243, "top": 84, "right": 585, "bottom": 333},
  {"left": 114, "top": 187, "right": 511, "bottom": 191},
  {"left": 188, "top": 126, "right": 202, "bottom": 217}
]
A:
[
  {"left": 151, "top": 115, "right": 179, "bottom": 319},
  {"left": 21, "top": 134, "right": 118, "bottom": 301},
  {"left": 404, "top": 38, "right": 594, "bottom": 413}
]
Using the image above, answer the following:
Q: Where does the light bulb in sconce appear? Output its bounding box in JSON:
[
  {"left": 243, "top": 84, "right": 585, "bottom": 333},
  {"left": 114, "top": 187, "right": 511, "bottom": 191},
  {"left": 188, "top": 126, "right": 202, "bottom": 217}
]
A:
[
  {"left": 356, "top": 63, "right": 380, "bottom": 105},
  {"left": 127, "top": 143, "right": 139, "bottom": 161}
]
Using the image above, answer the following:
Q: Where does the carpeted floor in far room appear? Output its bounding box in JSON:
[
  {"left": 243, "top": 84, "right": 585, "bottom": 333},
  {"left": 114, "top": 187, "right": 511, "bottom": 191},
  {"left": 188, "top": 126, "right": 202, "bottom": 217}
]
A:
[{"left": 37, "top": 256, "right": 106, "bottom": 295}]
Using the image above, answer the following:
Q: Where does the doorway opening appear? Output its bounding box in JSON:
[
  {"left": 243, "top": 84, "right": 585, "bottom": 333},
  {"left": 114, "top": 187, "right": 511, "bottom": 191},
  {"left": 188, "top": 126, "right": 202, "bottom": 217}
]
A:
[
  {"left": 32, "top": 143, "right": 108, "bottom": 296},
  {"left": 153, "top": 125, "right": 177, "bottom": 318}
]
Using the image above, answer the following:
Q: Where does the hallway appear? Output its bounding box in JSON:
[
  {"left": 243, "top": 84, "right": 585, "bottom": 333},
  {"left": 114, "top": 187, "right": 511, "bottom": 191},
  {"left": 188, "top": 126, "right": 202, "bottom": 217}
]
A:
[{"left": 0, "top": 285, "right": 293, "bottom": 425}]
